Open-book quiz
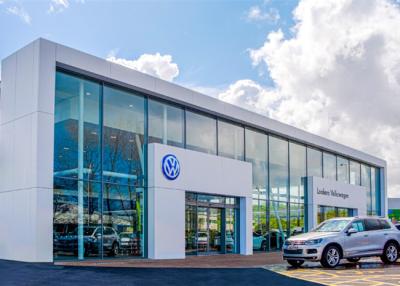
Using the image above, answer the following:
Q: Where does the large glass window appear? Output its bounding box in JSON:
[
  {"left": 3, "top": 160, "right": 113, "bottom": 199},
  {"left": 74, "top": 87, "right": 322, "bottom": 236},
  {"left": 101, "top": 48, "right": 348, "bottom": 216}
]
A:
[
  {"left": 245, "top": 129, "right": 268, "bottom": 199},
  {"left": 269, "top": 201, "right": 287, "bottom": 250},
  {"left": 361, "top": 164, "right": 372, "bottom": 214},
  {"left": 103, "top": 183, "right": 143, "bottom": 257},
  {"left": 54, "top": 72, "right": 144, "bottom": 261},
  {"left": 349, "top": 160, "right": 361, "bottom": 185},
  {"left": 253, "top": 199, "right": 267, "bottom": 237},
  {"left": 337, "top": 156, "right": 349, "bottom": 184},
  {"left": 323, "top": 152, "right": 336, "bottom": 181},
  {"left": 269, "top": 136, "right": 289, "bottom": 202},
  {"left": 290, "top": 203, "right": 304, "bottom": 236},
  {"left": 103, "top": 86, "right": 145, "bottom": 186},
  {"left": 148, "top": 99, "right": 184, "bottom": 148},
  {"left": 217, "top": 120, "right": 244, "bottom": 161},
  {"left": 185, "top": 111, "right": 217, "bottom": 155},
  {"left": 371, "top": 167, "right": 381, "bottom": 215},
  {"left": 307, "top": 147, "right": 322, "bottom": 178},
  {"left": 53, "top": 178, "right": 101, "bottom": 260},
  {"left": 54, "top": 71, "right": 101, "bottom": 181},
  {"left": 289, "top": 142, "right": 306, "bottom": 203}
]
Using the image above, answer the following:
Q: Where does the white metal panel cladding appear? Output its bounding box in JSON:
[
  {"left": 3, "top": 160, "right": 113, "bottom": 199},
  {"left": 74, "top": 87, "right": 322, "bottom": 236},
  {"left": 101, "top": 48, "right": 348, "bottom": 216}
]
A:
[
  {"left": 147, "top": 143, "right": 253, "bottom": 259},
  {"left": 307, "top": 176, "right": 367, "bottom": 228},
  {"left": 148, "top": 143, "right": 252, "bottom": 197}
]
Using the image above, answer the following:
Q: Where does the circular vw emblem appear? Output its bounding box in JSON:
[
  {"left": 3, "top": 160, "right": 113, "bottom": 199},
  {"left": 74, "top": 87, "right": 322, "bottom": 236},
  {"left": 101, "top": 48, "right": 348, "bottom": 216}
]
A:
[{"left": 162, "top": 154, "right": 180, "bottom": 180}]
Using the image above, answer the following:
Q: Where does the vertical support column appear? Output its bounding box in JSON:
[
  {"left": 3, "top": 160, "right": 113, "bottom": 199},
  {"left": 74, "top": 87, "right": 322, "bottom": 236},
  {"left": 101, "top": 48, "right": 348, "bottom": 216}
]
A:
[
  {"left": 239, "top": 196, "right": 253, "bottom": 255},
  {"left": 77, "top": 80, "right": 84, "bottom": 260}
]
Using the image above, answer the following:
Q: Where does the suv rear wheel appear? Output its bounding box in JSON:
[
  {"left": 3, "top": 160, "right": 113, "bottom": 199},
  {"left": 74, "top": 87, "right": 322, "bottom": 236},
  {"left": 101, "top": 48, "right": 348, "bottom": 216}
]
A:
[
  {"left": 287, "top": 260, "right": 304, "bottom": 267},
  {"left": 381, "top": 242, "right": 399, "bottom": 264},
  {"left": 321, "top": 245, "right": 341, "bottom": 268}
]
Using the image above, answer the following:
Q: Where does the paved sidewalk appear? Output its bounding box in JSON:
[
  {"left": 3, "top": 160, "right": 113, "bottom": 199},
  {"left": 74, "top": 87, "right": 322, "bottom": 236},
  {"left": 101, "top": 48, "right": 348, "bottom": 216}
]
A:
[{"left": 55, "top": 252, "right": 284, "bottom": 268}]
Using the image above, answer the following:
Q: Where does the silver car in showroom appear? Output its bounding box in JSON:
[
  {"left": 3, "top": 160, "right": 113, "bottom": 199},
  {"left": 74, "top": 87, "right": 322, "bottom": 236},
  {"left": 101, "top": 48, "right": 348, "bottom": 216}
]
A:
[{"left": 283, "top": 217, "right": 400, "bottom": 268}]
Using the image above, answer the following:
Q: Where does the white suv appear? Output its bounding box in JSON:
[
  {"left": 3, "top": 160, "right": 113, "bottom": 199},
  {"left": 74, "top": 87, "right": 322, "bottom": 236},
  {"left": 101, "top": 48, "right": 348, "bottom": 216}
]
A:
[{"left": 283, "top": 217, "right": 400, "bottom": 268}]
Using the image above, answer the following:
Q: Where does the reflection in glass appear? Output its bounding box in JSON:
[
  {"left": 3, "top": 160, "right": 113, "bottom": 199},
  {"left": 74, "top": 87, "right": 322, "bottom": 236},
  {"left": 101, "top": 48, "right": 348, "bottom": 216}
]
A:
[
  {"left": 53, "top": 178, "right": 101, "bottom": 260},
  {"left": 323, "top": 152, "right": 336, "bottom": 181},
  {"left": 290, "top": 203, "right": 304, "bottom": 236},
  {"left": 218, "top": 120, "right": 244, "bottom": 160},
  {"left": 148, "top": 99, "right": 184, "bottom": 147},
  {"left": 197, "top": 207, "right": 208, "bottom": 253},
  {"left": 370, "top": 168, "right": 381, "bottom": 215},
  {"left": 226, "top": 208, "right": 237, "bottom": 253},
  {"left": 208, "top": 208, "right": 222, "bottom": 252},
  {"left": 252, "top": 199, "right": 267, "bottom": 251},
  {"left": 269, "top": 137, "right": 289, "bottom": 202},
  {"left": 307, "top": 147, "right": 322, "bottom": 178},
  {"left": 185, "top": 205, "right": 197, "bottom": 255},
  {"left": 103, "top": 86, "right": 145, "bottom": 186},
  {"left": 186, "top": 111, "right": 217, "bottom": 154},
  {"left": 185, "top": 193, "right": 239, "bottom": 255},
  {"left": 289, "top": 143, "right": 306, "bottom": 203},
  {"left": 103, "top": 183, "right": 143, "bottom": 257},
  {"left": 54, "top": 71, "right": 101, "bottom": 180},
  {"left": 337, "top": 156, "right": 349, "bottom": 184},
  {"left": 269, "top": 201, "right": 287, "bottom": 250},
  {"left": 361, "top": 164, "right": 372, "bottom": 215},
  {"left": 245, "top": 129, "right": 268, "bottom": 199},
  {"left": 349, "top": 161, "right": 361, "bottom": 185}
]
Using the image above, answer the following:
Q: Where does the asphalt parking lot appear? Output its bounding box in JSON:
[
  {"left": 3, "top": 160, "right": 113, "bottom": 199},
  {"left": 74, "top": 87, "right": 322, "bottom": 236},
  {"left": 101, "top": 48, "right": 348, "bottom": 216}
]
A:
[
  {"left": 266, "top": 258, "right": 400, "bottom": 286},
  {"left": 0, "top": 259, "right": 319, "bottom": 286}
]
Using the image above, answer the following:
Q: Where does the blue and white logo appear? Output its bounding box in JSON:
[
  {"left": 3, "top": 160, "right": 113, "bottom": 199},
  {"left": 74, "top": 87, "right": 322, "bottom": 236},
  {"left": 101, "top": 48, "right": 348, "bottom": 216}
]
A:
[{"left": 162, "top": 154, "right": 180, "bottom": 180}]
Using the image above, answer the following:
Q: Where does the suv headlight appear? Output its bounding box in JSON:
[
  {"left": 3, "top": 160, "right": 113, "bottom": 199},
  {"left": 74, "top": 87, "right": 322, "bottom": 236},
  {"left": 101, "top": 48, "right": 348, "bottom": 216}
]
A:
[{"left": 304, "top": 238, "right": 323, "bottom": 245}]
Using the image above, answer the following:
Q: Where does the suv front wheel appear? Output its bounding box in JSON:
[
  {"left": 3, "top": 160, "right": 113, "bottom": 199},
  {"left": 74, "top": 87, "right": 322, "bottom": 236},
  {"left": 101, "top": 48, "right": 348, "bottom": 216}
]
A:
[
  {"left": 381, "top": 242, "right": 399, "bottom": 264},
  {"left": 321, "top": 245, "right": 341, "bottom": 268}
]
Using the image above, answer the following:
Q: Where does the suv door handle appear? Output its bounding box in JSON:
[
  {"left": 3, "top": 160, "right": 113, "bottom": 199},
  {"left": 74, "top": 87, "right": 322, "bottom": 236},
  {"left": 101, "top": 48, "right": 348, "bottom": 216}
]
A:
[
  {"left": 384, "top": 233, "right": 388, "bottom": 236},
  {"left": 364, "top": 234, "right": 368, "bottom": 237}
]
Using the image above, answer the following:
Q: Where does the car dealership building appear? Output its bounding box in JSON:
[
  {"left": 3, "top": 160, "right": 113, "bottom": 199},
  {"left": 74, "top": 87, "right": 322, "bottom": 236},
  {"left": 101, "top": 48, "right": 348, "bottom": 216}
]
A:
[{"left": 0, "top": 39, "right": 387, "bottom": 262}]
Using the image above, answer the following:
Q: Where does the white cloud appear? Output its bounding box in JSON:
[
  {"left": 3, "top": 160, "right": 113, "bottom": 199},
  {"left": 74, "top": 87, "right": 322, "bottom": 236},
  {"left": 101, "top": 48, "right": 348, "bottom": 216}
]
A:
[
  {"left": 220, "top": 0, "right": 400, "bottom": 197},
  {"left": 247, "top": 6, "right": 280, "bottom": 23},
  {"left": 48, "top": 0, "right": 83, "bottom": 13},
  {"left": 7, "top": 5, "right": 31, "bottom": 24},
  {"left": 107, "top": 52, "right": 179, "bottom": 82},
  {"left": 48, "top": 0, "right": 69, "bottom": 13}
]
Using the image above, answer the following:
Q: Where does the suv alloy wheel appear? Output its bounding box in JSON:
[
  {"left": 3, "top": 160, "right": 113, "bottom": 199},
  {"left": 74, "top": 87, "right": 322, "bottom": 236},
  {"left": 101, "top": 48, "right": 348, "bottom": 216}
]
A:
[
  {"left": 321, "top": 245, "right": 341, "bottom": 268},
  {"left": 381, "top": 242, "right": 399, "bottom": 264}
]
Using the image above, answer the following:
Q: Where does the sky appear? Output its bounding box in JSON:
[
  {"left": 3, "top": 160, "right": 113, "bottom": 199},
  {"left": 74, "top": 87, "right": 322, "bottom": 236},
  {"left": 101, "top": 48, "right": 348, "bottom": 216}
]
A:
[{"left": 1, "top": 0, "right": 400, "bottom": 197}]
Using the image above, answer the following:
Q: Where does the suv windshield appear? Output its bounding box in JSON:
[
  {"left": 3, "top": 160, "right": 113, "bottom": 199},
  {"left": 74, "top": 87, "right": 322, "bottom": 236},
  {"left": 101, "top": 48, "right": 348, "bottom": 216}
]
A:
[{"left": 314, "top": 219, "right": 350, "bottom": 232}]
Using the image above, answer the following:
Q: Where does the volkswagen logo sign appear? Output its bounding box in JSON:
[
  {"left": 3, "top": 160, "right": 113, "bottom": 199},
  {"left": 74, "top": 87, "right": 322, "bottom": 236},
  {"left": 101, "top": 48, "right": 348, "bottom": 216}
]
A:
[{"left": 162, "top": 154, "right": 180, "bottom": 180}]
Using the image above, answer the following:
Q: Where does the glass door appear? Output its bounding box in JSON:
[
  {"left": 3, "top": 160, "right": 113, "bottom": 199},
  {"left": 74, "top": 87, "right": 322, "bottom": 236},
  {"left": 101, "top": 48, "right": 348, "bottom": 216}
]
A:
[
  {"left": 197, "top": 207, "right": 208, "bottom": 254},
  {"left": 208, "top": 208, "right": 222, "bottom": 253}
]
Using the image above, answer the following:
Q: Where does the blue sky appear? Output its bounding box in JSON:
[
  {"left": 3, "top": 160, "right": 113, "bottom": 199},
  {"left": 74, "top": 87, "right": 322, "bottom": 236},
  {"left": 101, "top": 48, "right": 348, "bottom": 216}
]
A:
[
  {"left": 0, "top": 0, "right": 298, "bottom": 88},
  {"left": 2, "top": 0, "right": 400, "bottom": 196}
]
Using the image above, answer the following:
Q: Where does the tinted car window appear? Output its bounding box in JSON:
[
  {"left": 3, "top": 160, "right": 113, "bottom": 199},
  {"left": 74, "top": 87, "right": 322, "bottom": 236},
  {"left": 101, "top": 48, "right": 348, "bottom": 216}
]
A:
[
  {"left": 104, "top": 227, "right": 113, "bottom": 235},
  {"left": 379, "top": 219, "right": 391, "bottom": 230},
  {"left": 351, "top": 220, "right": 365, "bottom": 232},
  {"left": 364, "top": 219, "right": 381, "bottom": 231}
]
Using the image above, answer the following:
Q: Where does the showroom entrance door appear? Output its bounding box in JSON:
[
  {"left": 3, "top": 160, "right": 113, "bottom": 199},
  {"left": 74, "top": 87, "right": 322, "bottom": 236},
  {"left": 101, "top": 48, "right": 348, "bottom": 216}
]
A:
[
  {"left": 196, "top": 207, "right": 222, "bottom": 254},
  {"left": 185, "top": 192, "right": 239, "bottom": 255}
]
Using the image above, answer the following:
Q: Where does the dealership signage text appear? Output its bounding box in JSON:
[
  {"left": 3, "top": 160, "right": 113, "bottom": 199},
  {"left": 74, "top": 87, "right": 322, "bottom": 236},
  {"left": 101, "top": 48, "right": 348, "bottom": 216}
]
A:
[{"left": 316, "top": 188, "right": 349, "bottom": 200}]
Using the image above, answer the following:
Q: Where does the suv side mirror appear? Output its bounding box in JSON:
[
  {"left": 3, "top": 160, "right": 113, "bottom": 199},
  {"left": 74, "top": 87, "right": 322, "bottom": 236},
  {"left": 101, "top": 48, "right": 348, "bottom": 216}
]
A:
[{"left": 347, "top": 228, "right": 357, "bottom": 236}]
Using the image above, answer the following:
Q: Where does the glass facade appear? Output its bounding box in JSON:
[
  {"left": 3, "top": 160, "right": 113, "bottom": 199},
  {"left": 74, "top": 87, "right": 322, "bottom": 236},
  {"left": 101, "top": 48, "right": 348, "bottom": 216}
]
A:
[
  {"left": 53, "top": 70, "right": 383, "bottom": 259},
  {"left": 185, "top": 111, "right": 217, "bottom": 155},
  {"left": 217, "top": 120, "right": 244, "bottom": 160},
  {"left": 323, "top": 152, "right": 336, "bottom": 181}
]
